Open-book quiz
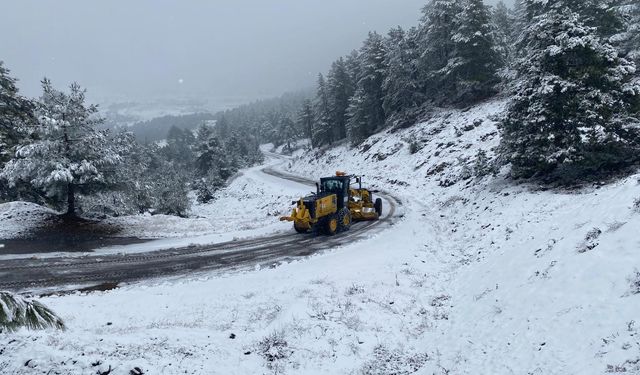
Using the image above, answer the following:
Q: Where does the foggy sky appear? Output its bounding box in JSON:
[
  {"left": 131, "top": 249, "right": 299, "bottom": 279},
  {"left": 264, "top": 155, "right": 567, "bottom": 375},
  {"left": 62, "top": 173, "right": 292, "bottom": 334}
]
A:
[{"left": 1, "top": 0, "right": 513, "bottom": 103}]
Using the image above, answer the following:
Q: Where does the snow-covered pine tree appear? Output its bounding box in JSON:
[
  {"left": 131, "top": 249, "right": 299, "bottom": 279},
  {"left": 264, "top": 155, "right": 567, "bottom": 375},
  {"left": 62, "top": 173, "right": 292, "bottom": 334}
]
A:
[
  {"left": 278, "top": 116, "right": 298, "bottom": 154},
  {"left": 615, "top": 1, "right": 639, "bottom": 76},
  {"left": 296, "top": 99, "right": 315, "bottom": 144},
  {"left": 418, "top": 0, "right": 461, "bottom": 104},
  {"left": 0, "top": 291, "right": 65, "bottom": 332},
  {"left": 345, "top": 50, "right": 362, "bottom": 91},
  {"left": 521, "top": 0, "right": 622, "bottom": 37},
  {"left": 327, "top": 57, "right": 354, "bottom": 142},
  {"left": 131, "top": 142, "right": 162, "bottom": 213},
  {"left": 113, "top": 132, "right": 156, "bottom": 213},
  {"left": 259, "top": 116, "right": 279, "bottom": 147},
  {"left": 625, "top": 1, "right": 640, "bottom": 112},
  {"left": 79, "top": 131, "right": 149, "bottom": 216},
  {"left": 499, "top": 1, "right": 640, "bottom": 182},
  {"left": 628, "top": 2, "right": 640, "bottom": 66},
  {"left": 491, "top": 1, "right": 518, "bottom": 66},
  {"left": 512, "top": 0, "right": 526, "bottom": 26},
  {"left": 1, "top": 80, "right": 120, "bottom": 216},
  {"left": 449, "top": 0, "right": 502, "bottom": 105},
  {"left": 0, "top": 62, "right": 36, "bottom": 203},
  {"left": 346, "top": 87, "right": 369, "bottom": 145},
  {"left": 222, "top": 132, "right": 246, "bottom": 172},
  {"left": 151, "top": 161, "right": 191, "bottom": 216},
  {"left": 383, "top": 26, "right": 424, "bottom": 127},
  {"left": 196, "top": 135, "right": 226, "bottom": 178},
  {"left": 0, "top": 62, "right": 34, "bottom": 169},
  {"left": 215, "top": 115, "right": 230, "bottom": 139},
  {"left": 163, "top": 125, "right": 196, "bottom": 172},
  {"left": 312, "top": 74, "right": 332, "bottom": 147},
  {"left": 346, "top": 31, "right": 388, "bottom": 144},
  {"left": 195, "top": 123, "right": 214, "bottom": 144},
  {"left": 194, "top": 134, "right": 228, "bottom": 203}
]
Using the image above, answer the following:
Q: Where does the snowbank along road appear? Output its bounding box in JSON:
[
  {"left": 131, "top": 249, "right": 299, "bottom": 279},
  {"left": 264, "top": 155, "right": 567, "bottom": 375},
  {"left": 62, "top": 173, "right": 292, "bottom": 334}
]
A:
[{"left": 0, "top": 163, "right": 400, "bottom": 293}]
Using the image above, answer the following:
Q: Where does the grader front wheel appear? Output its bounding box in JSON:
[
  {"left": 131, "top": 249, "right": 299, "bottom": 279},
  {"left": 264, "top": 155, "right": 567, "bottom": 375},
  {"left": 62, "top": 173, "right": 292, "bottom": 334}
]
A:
[{"left": 325, "top": 214, "right": 339, "bottom": 236}]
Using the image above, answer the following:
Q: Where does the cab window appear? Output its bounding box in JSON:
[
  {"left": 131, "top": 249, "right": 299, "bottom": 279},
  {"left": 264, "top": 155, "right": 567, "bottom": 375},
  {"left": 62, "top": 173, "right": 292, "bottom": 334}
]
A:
[{"left": 322, "top": 179, "right": 343, "bottom": 192}]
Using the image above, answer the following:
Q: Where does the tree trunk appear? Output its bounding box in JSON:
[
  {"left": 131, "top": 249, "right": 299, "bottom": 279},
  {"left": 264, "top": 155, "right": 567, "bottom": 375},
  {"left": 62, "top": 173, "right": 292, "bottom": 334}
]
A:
[{"left": 66, "top": 183, "right": 76, "bottom": 217}]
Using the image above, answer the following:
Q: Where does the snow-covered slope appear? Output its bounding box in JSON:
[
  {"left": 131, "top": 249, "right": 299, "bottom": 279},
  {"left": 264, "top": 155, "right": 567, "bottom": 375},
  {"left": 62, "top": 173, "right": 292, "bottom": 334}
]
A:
[
  {"left": 281, "top": 98, "right": 640, "bottom": 373},
  {"left": 2, "top": 99, "right": 639, "bottom": 374},
  {"left": 105, "top": 161, "right": 302, "bottom": 240},
  {"left": 0, "top": 202, "right": 58, "bottom": 240}
]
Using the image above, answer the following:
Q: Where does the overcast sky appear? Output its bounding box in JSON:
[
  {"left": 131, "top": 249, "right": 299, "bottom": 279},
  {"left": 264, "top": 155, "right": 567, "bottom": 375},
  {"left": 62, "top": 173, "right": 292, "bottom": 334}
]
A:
[{"left": 1, "top": 0, "right": 513, "bottom": 102}]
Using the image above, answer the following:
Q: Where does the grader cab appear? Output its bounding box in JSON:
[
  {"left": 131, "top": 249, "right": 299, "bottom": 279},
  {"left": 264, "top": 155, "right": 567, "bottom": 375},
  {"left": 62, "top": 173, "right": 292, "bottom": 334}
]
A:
[{"left": 280, "top": 172, "right": 382, "bottom": 235}]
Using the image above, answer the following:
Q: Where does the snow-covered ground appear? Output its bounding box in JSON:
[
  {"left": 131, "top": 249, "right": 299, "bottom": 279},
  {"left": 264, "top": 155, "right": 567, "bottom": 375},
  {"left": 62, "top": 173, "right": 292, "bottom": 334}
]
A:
[
  {"left": 2, "top": 99, "right": 640, "bottom": 374},
  {"left": 103, "top": 159, "right": 305, "bottom": 241},
  {"left": 0, "top": 202, "right": 58, "bottom": 240}
]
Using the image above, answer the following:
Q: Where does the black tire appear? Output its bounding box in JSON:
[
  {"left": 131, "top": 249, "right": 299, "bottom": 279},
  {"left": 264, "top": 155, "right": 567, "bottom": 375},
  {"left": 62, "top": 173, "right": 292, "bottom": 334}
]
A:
[
  {"left": 337, "top": 208, "right": 352, "bottom": 232},
  {"left": 294, "top": 223, "right": 309, "bottom": 234},
  {"left": 324, "top": 214, "right": 339, "bottom": 236},
  {"left": 374, "top": 198, "right": 383, "bottom": 217}
]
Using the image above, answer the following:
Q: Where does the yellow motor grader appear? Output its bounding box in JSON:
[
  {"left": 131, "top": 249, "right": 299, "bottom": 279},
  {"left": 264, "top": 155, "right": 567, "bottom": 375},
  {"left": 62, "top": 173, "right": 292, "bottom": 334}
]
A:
[{"left": 280, "top": 172, "right": 382, "bottom": 235}]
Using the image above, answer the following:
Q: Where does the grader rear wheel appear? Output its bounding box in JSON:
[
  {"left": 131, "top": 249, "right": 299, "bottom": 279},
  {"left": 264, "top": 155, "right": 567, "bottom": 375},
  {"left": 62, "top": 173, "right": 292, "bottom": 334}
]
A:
[{"left": 338, "top": 208, "right": 352, "bottom": 232}]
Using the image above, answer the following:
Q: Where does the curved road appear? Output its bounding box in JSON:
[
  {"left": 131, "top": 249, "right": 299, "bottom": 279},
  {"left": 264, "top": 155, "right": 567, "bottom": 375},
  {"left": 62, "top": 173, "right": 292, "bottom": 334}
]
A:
[{"left": 0, "top": 166, "right": 400, "bottom": 293}]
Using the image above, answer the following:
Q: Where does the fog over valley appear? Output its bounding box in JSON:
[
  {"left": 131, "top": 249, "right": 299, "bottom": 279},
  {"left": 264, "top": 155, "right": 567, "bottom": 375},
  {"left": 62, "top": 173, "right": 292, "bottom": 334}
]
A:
[{"left": 2, "top": 0, "right": 513, "bottom": 110}]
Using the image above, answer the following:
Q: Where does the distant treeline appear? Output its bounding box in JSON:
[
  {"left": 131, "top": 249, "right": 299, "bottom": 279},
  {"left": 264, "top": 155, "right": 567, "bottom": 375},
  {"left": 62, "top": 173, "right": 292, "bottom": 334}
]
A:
[
  {"left": 211, "top": 90, "right": 312, "bottom": 152},
  {"left": 117, "top": 113, "right": 216, "bottom": 144}
]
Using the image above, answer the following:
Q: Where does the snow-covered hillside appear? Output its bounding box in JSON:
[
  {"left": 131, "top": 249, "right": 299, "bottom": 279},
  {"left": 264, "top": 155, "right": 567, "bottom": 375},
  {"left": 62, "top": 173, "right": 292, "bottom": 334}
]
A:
[
  {"left": 2, "top": 99, "right": 640, "bottom": 374},
  {"left": 282, "top": 98, "right": 640, "bottom": 373},
  {"left": 0, "top": 202, "right": 58, "bottom": 240}
]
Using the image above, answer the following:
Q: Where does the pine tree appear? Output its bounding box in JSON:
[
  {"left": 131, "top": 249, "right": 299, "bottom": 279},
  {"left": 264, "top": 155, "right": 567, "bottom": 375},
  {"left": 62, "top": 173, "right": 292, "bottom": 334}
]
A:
[
  {"left": 223, "top": 132, "right": 245, "bottom": 172},
  {"left": 193, "top": 134, "right": 228, "bottom": 203},
  {"left": 346, "top": 88, "right": 369, "bottom": 145},
  {"left": 630, "top": 3, "right": 640, "bottom": 66},
  {"left": 296, "top": 99, "right": 315, "bottom": 144},
  {"left": 196, "top": 135, "right": 226, "bottom": 177},
  {"left": 383, "top": 27, "right": 424, "bottom": 127},
  {"left": 164, "top": 125, "right": 196, "bottom": 173},
  {"left": 345, "top": 50, "right": 362, "bottom": 91},
  {"left": 215, "top": 115, "right": 230, "bottom": 139},
  {"left": 1, "top": 80, "right": 121, "bottom": 216},
  {"left": 616, "top": 0, "right": 639, "bottom": 66},
  {"left": 491, "top": 1, "right": 518, "bottom": 65},
  {"left": 327, "top": 57, "right": 354, "bottom": 141},
  {"left": 151, "top": 162, "right": 191, "bottom": 216},
  {"left": 0, "top": 62, "right": 34, "bottom": 168},
  {"left": 279, "top": 116, "right": 298, "bottom": 153},
  {"left": 499, "top": 1, "right": 640, "bottom": 181},
  {"left": 103, "top": 131, "right": 152, "bottom": 214},
  {"left": 512, "top": 0, "right": 526, "bottom": 26},
  {"left": 195, "top": 123, "right": 214, "bottom": 144},
  {"left": 312, "top": 74, "right": 332, "bottom": 147},
  {"left": 449, "top": 0, "right": 502, "bottom": 105},
  {"left": 418, "top": 0, "right": 461, "bottom": 103},
  {"left": 346, "top": 32, "right": 388, "bottom": 144},
  {"left": 0, "top": 291, "right": 65, "bottom": 332},
  {"left": 521, "top": 0, "right": 622, "bottom": 37}
]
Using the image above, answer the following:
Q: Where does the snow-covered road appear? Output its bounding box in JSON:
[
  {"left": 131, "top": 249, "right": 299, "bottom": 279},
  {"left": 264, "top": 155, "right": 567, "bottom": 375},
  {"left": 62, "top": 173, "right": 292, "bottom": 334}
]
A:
[{"left": 0, "top": 157, "right": 400, "bottom": 293}]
